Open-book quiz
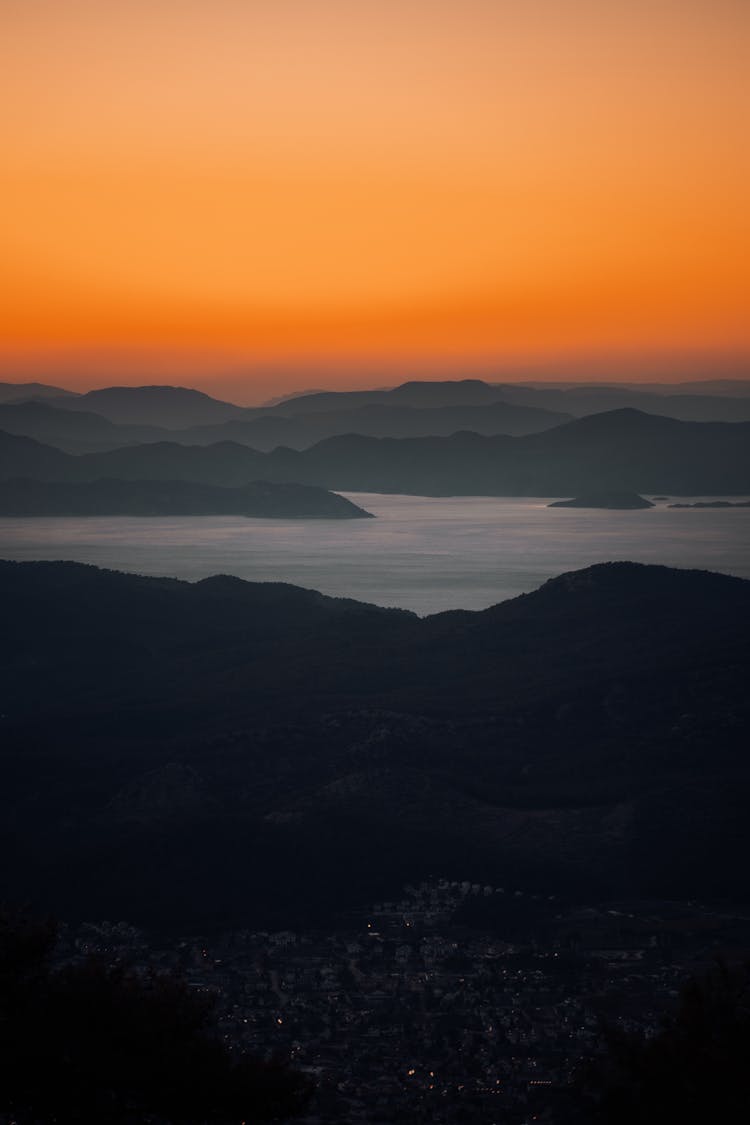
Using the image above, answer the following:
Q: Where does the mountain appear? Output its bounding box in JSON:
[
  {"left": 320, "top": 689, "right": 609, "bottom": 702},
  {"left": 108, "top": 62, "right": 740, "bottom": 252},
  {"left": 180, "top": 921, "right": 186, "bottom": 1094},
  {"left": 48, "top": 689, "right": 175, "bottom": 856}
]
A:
[
  {"left": 0, "top": 381, "right": 77, "bottom": 404},
  {"left": 494, "top": 384, "right": 750, "bottom": 422},
  {"left": 175, "top": 399, "right": 571, "bottom": 448},
  {"left": 3, "top": 409, "right": 749, "bottom": 494},
  {"left": 7, "top": 380, "right": 750, "bottom": 455},
  {"left": 1, "top": 560, "right": 748, "bottom": 926},
  {"left": 0, "top": 478, "right": 372, "bottom": 518},
  {"left": 269, "top": 378, "right": 509, "bottom": 414},
  {"left": 0, "top": 401, "right": 168, "bottom": 454},
  {"left": 49, "top": 385, "right": 247, "bottom": 428},
  {"left": 0, "top": 431, "right": 269, "bottom": 486},
  {"left": 0, "top": 398, "right": 574, "bottom": 455},
  {"left": 267, "top": 378, "right": 750, "bottom": 422},
  {"left": 0, "top": 431, "right": 73, "bottom": 480}
]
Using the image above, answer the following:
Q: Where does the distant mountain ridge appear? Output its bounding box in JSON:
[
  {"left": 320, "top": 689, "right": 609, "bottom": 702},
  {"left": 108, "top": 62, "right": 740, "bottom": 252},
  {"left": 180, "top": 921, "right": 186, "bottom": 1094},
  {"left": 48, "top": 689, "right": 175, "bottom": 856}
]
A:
[
  {"left": 271, "top": 378, "right": 750, "bottom": 422},
  {"left": 0, "top": 396, "right": 571, "bottom": 454},
  {"left": 0, "top": 401, "right": 166, "bottom": 453},
  {"left": 2, "top": 378, "right": 749, "bottom": 446},
  {"left": 2, "top": 409, "right": 749, "bottom": 495},
  {"left": 268, "top": 379, "right": 509, "bottom": 414},
  {"left": 173, "top": 398, "right": 571, "bottom": 448},
  {"left": 47, "top": 384, "right": 247, "bottom": 428},
  {"left": 0, "top": 381, "right": 77, "bottom": 404}
]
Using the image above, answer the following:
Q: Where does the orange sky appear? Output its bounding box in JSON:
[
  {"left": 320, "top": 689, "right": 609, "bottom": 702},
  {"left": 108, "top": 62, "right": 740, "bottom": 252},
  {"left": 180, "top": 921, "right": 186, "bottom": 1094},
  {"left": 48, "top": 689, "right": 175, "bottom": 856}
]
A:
[{"left": 1, "top": 0, "right": 749, "bottom": 401}]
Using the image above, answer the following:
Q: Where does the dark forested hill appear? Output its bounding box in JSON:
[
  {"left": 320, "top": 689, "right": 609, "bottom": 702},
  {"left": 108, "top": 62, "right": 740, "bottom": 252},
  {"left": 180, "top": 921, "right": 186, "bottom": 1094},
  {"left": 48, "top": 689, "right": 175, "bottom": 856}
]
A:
[{"left": 1, "top": 560, "right": 748, "bottom": 927}]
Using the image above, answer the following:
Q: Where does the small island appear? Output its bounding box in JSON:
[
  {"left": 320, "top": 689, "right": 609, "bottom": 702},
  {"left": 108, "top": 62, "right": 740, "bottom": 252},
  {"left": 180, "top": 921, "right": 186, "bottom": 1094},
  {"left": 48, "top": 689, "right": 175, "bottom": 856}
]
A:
[
  {"left": 0, "top": 477, "right": 374, "bottom": 519},
  {"left": 548, "top": 491, "right": 654, "bottom": 510},
  {"left": 668, "top": 499, "right": 750, "bottom": 509}
]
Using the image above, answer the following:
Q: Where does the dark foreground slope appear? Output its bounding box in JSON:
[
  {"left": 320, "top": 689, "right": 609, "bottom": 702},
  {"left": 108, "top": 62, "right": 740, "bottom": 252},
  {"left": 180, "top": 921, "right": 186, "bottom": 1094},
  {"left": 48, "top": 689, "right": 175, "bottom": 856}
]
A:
[
  {"left": 1, "top": 560, "right": 748, "bottom": 927},
  {"left": 3, "top": 409, "right": 749, "bottom": 494},
  {"left": 0, "top": 478, "right": 372, "bottom": 518}
]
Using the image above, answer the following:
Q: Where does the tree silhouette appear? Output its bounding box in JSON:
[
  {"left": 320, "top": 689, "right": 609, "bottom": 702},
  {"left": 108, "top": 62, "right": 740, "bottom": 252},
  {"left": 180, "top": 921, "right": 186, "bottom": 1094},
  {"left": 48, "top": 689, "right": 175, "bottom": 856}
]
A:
[
  {"left": 579, "top": 959, "right": 750, "bottom": 1124},
  {"left": 0, "top": 908, "right": 311, "bottom": 1124}
]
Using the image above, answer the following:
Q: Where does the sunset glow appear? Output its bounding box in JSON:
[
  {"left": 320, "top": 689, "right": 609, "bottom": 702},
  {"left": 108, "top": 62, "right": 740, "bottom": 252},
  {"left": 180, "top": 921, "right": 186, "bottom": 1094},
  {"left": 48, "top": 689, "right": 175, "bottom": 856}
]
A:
[{"left": 2, "top": 0, "right": 749, "bottom": 399}]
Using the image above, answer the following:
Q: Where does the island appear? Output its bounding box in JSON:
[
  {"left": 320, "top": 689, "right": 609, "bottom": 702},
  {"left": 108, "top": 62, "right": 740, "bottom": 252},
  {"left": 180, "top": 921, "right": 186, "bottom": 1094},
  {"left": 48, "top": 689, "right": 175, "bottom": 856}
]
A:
[
  {"left": 668, "top": 499, "right": 750, "bottom": 509},
  {"left": 548, "top": 491, "right": 655, "bottom": 509},
  {"left": 0, "top": 477, "right": 374, "bottom": 519}
]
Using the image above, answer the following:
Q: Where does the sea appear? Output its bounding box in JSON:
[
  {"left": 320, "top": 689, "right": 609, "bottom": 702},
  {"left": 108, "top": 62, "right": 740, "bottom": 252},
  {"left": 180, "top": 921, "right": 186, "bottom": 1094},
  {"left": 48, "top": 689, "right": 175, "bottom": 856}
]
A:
[{"left": 1, "top": 493, "right": 748, "bottom": 616}]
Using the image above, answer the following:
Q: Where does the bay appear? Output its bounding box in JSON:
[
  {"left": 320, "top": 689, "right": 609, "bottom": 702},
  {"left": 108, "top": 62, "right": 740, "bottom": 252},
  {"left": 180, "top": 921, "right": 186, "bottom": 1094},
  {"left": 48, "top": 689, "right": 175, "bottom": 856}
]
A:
[{"left": 0, "top": 493, "right": 748, "bottom": 615}]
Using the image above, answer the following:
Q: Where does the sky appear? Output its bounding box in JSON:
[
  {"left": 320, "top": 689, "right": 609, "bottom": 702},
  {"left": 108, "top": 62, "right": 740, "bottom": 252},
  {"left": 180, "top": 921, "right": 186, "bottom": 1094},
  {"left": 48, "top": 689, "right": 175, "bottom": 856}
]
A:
[{"left": 1, "top": 0, "right": 749, "bottom": 402}]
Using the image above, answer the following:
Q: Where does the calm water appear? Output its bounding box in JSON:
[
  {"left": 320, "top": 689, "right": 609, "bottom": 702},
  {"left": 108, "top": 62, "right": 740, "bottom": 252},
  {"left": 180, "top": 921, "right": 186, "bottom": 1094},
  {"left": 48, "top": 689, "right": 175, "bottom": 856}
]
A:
[{"left": 1, "top": 494, "right": 748, "bottom": 615}]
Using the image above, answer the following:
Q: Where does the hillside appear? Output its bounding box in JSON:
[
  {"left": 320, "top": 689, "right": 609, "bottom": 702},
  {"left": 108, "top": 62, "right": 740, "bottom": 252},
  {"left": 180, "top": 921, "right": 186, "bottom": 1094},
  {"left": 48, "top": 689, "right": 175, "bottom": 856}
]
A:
[{"left": 1, "top": 559, "right": 748, "bottom": 926}]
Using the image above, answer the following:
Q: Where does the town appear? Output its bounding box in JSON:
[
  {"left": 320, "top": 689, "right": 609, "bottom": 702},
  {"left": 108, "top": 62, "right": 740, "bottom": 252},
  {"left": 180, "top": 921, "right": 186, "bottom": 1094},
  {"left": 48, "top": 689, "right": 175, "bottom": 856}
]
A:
[{"left": 54, "top": 880, "right": 750, "bottom": 1124}]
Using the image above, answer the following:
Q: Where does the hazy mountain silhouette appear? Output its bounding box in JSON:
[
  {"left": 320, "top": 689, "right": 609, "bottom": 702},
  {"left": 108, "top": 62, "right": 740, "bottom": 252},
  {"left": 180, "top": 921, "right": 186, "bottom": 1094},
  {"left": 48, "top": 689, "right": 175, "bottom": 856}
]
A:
[
  {"left": 0, "top": 401, "right": 167, "bottom": 453},
  {"left": 0, "top": 478, "right": 372, "bottom": 518},
  {"left": 269, "top": 378, "right": 515, "bottom": 414},
  {"left": 174, "top": 399, "right": 572, "bottom": 448},
  {"left": 269, "top": 378, "right": 750, "bottom": 422},
  {"left": 493, "top": 384, "right": 750, "bottom": 422},
  {"left": 0, "top": 398, "right": 571, "bottom": 455},
  {"left": 0, "top": 430, "right": 267, "bottom": 486},
  {"left": 49, "top": 384, "right": 247, "bottom": 428},
  {"left": 0, "top": 381, "right": 77, "bottom": 404},
  {"left": 0, "top": 430, "right": 72, "bottom": 479},
  {"left": 4, "top": 379, "right": 750, "bottom": 457},
  {"left": 3, "top": 409, "right": 749, "bottom": 494},
  {"left": 1, "top": 559, "right": 748, "bottom": 926}
]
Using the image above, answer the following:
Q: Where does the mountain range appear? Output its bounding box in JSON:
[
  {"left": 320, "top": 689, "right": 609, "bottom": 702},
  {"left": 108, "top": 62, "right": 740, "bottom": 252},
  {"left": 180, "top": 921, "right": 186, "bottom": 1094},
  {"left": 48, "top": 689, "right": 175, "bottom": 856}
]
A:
[
  {"left": 2, "top": 409, "right": 749, "bottom": 496},
  {"left": 1, "top": 558, "right": 748, "bottom": 927},
  {"left": 0, "top": 397, "right": 571, "bottom": 454},
  {"left": 0, "top": 381, "right": 76, "bottom": 404},
  {"left": 270, "top": 378, "right": 750, "bottom": 422},
  {"left": 2, "top": 379, "right": 750, "bottom": 458}
]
